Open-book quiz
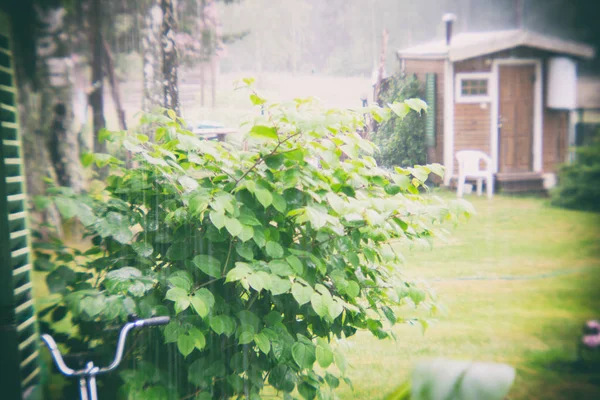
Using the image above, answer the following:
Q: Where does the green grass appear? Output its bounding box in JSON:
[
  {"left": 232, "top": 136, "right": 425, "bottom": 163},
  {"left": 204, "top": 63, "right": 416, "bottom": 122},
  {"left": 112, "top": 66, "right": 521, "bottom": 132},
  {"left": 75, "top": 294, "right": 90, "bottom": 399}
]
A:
[{"left": 336, "top": 193, "right": 600, "bottom": 400}]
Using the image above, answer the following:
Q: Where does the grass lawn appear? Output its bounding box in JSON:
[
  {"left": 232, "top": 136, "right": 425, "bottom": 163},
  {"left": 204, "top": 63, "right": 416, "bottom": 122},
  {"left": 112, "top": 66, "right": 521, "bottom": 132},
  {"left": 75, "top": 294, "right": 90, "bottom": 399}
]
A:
[{"left": 336, "top": 193, "right": 600, "bottom": 400}]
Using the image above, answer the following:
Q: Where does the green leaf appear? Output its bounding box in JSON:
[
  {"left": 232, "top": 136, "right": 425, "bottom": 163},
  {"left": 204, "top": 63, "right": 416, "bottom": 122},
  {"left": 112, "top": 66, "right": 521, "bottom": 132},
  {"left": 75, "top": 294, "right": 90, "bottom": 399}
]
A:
[
  {"left": 132, "top": 242, "right": 153, "bottom": 257},
  {"left": 163, "top": 322, "right": 182, "bottom": 343},
  {"left": 298, "top": 382, "right": 317, "bottom": 400},
  {"left": 95, "top": 212, "right": 133, "bottom": 243},
  {"left": 404, "top": 98, "right": 428, "bottom": 114},
  {"left": 255, "top": 332, "right": 271, "bottom": 354},
  {"left": 316, "top": 343, "right": 334, "bottom": 368},
  {"left": 409, "top": 286, "right": 426, "bottom": 305},
  {"left": 210, "top": 210, "right": 226, "bottom": 229},
  {"left": 292, "top": 341, "right": 316, "bottom": 369},
  {"left": 334, "top": 349, "right": 348, "bottom": 374},
  {"left": 190, "top": 289, "right": 215, "bottom": 318},
  {"left": 189, "top": 328, "right": 206, "bottom": 350},
  {"left": 239, "top": 225, "right": 254, "bottom": 242},
  {"left": 193, "top": 254, "right": 222, "bottom": 278},
  {"left": 224, "top": 216, "right": 243, "bottom": 237},
  {"left": 166, "top": 287, "right": 188, "bottom": 302},
  {"left": 235, "top": 242, "right": 254, "bottom": 261},
  {"left": 310, "top": 293, "right": 329, "bottom": 318},
  {"left": 252, "top": 227, "right": 266, "bottom": 248},
  {"left": 255, "top": 188, "right": 273, "bottom": 209},
  {"left": 268, "top": 260, "right": 293, "bottom": 276},
  {"left": 292, "top": 282, "right": 313, "bottom": 306},
  {"left": 238, "top": 210, "right": 261, "bottom": 226},
  {"left": 269, "top": 276, "right": 292, "bottom": 295},
  {"left": 265, "top": 154, "right": 285, "bottom": 170},
  {"left": 325, "top": 373, "right": 340, "bottom": 389},
  {"left": 177, "top": 334, "right": 195, "bottom": 357},
  {"left": 327, "top": 298, "right": 344, "bottom": 320},
  {"left": 428, "top": 163, "right": 445, "bottom": 178},
  {"left": 166, "top": 242, "right": 192, "bottom": 261},
  {"left": 248, "top": 271, "right": 270, "bottom": 292},
  {"left": 382, "top": 305, "right": 397, "bottom": 326},
  {"left": 272, "top": 192, "right": 287, "bottom": 213},
  {"left": 80, "top": 295, "right": 106, "bottom": 318},
  {"left": 46, "top": 265, "right": 76, "bottom": 293},
  {"left": 265, "top": 241, "right": 284, "bottom": 258},
  {"left": 286, "top": 255, "right": 304, "bottom": 274},
  {"left": 249, "top": 125, "right": 278, "bottom": 141},
  {"left": 210, "top": 315, "right": 235, "bottom": 336},
  {"left": 346, "top": 281, "right": 360, "bottom": 298},
  {"left": 168, "top": 276, "right": 192, "bottom": 291},
  {"left": 190, "top": 295, "right": 209, "bottom": 318},
  {"left": 239, "top": 331, "right": 254, "bottom": 345},
  {"left": 226, "top": 263, "right": 252, "bottom": 282},
  {"left": 250, "top": 93, "right": 267, "bottom": 105},
  {"left": 388, "top": 101, "right": 411, "bottom": 120}
]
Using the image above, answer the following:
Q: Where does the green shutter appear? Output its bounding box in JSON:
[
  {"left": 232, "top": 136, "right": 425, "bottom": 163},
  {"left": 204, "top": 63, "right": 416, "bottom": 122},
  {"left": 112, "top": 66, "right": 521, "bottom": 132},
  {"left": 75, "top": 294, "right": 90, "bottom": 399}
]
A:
[
  {"left": 0, "top": 11, "right": 42, "bottom": 400},
  {"left": 425, "top": 73, "right": 437, "bottom": 147}
]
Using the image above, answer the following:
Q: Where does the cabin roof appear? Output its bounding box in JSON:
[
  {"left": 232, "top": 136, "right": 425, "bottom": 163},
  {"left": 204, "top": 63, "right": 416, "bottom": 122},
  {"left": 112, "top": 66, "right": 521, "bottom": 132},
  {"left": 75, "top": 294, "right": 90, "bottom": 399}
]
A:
[{"left": 397, "top": 29, "right": 595, "bottom": 61}]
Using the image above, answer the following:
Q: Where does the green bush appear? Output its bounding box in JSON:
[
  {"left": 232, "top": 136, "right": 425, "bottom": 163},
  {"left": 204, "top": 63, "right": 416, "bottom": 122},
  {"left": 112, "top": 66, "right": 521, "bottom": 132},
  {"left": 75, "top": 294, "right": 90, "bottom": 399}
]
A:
[
  {"left": 551, "top": 138, "right": 600, "bottom": 212},
  {"left": 36, "top": 84, "right": 470, "bottom": 399},
  {"left": 371, "top": 75, "right": 426, "bottom": 168}
]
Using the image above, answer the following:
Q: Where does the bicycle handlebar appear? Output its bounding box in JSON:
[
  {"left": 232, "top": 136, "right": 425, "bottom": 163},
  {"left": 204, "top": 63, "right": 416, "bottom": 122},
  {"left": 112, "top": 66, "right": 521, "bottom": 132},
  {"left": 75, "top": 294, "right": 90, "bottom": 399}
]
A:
[
  {"left": 41, "top": 316, "right": 170, "bottom": 377},
  {"left": 132, "top": 316, "right": 171, "bottom": 327}
]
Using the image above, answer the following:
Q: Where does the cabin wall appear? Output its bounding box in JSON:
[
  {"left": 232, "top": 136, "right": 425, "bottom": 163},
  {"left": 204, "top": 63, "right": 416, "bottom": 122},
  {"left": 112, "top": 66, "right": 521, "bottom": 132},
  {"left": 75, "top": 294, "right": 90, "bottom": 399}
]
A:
[
  {"left": 403, "top": 59, "right": 445, "bottom": 164},
  {"left": 452, "top": 57, "right": 493, "bottom": 175},
  {"left": 543, "top": 109, "right": 568, "bottom": 172}
]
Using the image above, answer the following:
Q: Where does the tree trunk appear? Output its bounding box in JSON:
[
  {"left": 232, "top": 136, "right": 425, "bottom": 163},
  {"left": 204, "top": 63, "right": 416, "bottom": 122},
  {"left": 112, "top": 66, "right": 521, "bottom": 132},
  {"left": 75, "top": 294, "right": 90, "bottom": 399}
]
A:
[
  {"left": 102, "top": 37, "right": 127, "bottom": 131},
  {"left": 210, "top": 56, "right": 216, "bottom": 108},
  {"left": 17, "top": 6, "right": 87, "bottom": 237},
  {"left": 200, "top": 62, "right": 206, "bottom": 106},
  {"left": 89, "top": 0, "right": 106, "bottom": 156},
  {"left": 37, "top": 7, "right": 86, "bottom": 194},
  {"left": 142, "top": 3, "right": 163, "bottom": 126},
  {"left": 161, "top": 0, "right": 180, "bottom": 115}
]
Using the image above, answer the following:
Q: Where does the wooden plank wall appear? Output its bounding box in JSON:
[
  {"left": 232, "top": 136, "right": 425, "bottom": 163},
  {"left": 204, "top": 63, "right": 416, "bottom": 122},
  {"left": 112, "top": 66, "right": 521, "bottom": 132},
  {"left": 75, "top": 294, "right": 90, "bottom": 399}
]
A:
[{"left": 452, "top": 58, "right": 493, "bottom": 175}]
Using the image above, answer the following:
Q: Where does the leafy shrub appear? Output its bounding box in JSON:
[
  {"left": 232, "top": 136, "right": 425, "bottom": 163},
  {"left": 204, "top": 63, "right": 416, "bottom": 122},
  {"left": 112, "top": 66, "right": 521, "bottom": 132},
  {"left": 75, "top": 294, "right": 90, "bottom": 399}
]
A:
[
  {"left": 551, "top": 138, "right": 600, "bottom": 212},
  {"left": 36, "top": 84, "right": 470, "bottom": 400},
  {"left": 371, "top": 74, "right": 427, "bottom": 168}
]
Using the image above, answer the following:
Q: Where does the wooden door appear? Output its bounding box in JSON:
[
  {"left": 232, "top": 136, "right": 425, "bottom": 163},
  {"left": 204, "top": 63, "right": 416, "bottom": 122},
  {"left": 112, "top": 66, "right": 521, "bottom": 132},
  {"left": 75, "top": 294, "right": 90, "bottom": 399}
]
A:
[{"left": 498, "top": 65, "right": 535, "bottom": 173}]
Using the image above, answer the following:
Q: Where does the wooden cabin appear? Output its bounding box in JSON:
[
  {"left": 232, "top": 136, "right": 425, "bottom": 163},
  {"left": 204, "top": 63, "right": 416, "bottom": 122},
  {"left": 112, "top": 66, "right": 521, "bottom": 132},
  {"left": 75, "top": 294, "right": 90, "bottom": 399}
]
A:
[{"left": 397, "top": 29, "right": 595, "bottom": 193}]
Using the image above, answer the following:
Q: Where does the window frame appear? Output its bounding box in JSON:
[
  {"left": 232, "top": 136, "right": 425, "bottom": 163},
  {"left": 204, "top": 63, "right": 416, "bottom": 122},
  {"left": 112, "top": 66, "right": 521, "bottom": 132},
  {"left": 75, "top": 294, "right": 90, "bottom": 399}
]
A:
[{"left": 455, "top": 72, "right": 492, "bottom": 103}]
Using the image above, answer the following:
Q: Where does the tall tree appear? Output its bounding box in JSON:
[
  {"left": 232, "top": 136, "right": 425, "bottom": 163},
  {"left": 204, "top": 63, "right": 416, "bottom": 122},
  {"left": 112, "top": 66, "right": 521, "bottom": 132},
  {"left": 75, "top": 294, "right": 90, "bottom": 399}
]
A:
[
  {"left": 89, "top": 0, "right": 107, "bottom": 155},
  {"left": 161, "top": 0, "right": 180, "bottom": 114},
  {"left": 142, "top": 0, "right": 180, "bottom": 118},
  {"left": 142, "top": 3, "right": 163, "bottom": 119}
]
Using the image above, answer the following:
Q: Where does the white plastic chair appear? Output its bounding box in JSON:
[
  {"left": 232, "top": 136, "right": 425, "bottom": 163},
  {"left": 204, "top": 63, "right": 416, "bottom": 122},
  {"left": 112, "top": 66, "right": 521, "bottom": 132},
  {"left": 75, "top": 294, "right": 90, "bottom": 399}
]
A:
[{"left": 455, "top": 150, "right": 494, "bottom": 199}]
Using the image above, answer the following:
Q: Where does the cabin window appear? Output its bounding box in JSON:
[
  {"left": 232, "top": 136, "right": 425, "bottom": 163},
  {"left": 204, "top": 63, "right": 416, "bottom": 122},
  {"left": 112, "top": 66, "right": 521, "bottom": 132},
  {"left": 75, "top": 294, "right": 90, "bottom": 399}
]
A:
[{"left": 455, "top": 73, "right": 492, "bottom": 103}]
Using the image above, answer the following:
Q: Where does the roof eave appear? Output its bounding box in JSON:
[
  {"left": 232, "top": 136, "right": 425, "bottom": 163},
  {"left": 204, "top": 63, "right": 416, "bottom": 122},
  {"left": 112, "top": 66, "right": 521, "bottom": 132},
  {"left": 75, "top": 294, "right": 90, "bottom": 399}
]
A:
[{"left": 396, "top": 51, "right": 447, "bottom": 60}]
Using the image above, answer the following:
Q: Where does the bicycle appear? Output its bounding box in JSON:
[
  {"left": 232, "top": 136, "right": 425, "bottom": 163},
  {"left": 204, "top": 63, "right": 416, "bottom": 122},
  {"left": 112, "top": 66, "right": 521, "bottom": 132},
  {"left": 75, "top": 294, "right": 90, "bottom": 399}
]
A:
[{"left": 41, "top": 316, "right": 170, "bottom": 400}]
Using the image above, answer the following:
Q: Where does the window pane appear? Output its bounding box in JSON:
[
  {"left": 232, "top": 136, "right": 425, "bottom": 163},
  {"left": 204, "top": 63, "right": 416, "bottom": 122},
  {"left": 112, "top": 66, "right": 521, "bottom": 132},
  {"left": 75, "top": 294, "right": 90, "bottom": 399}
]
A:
[{"left": 460, "top": 78, "right": 488, "bottom": 96}]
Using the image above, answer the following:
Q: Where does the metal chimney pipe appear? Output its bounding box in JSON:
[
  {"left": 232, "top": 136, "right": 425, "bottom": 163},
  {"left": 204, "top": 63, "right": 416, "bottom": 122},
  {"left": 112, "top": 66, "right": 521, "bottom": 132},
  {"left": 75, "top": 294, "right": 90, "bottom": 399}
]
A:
[{"left": 442, "top": 13, "right": 457, "bottom": 46}]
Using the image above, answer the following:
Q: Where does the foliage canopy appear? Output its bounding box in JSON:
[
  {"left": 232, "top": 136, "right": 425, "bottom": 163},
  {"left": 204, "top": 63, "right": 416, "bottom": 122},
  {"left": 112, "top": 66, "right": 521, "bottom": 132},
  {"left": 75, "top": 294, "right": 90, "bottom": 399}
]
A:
[
  {"left": 371, "top": 74, "right": 427, "bottom": 169},
  {"left": 551, "top": 137, "right": 600, "bottom": 213},
  {"left": 36, "top": 83, "right": 470, "bottom": 399}
]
